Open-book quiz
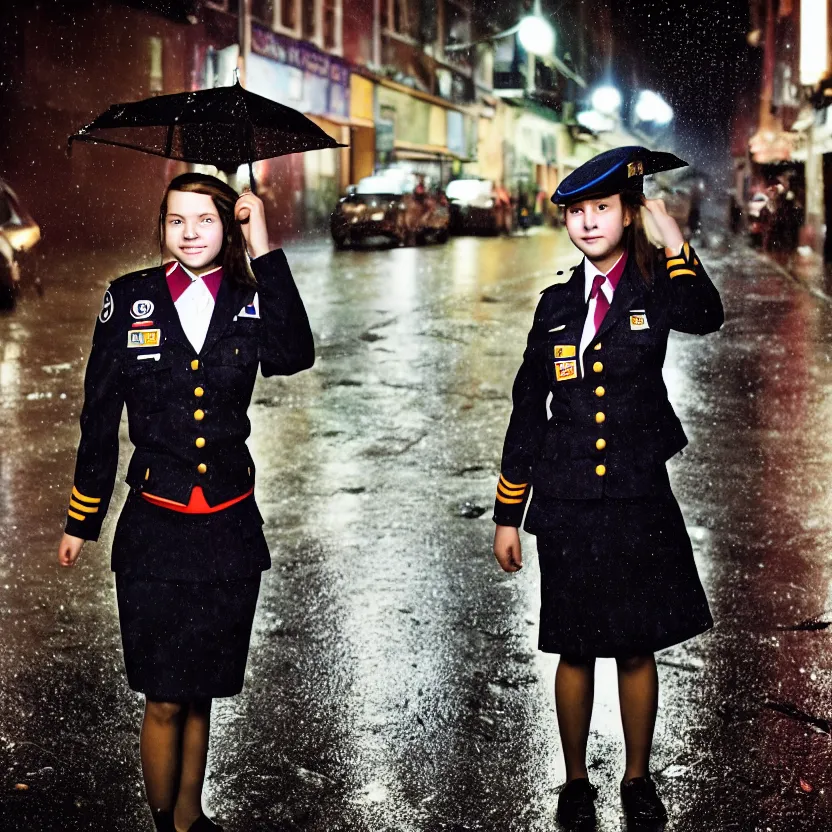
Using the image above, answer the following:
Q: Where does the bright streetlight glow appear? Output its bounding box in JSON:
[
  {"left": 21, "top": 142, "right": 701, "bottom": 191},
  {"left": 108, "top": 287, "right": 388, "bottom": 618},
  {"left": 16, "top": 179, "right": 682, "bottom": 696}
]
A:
[
  {"left": 517, "top": 15, "right": 555, "bottom": 56},
  {"left": 634, "top": 90, "right": 674, "bottom": 125},
  {"left": 577, "top": 110, "right": 615, "bottom": 133},
  {"left": 801, "top": 0, "right": 828, "bottom": 85},
  {"left": 591, "top": 85, "right": 622, "bottom": 115}
]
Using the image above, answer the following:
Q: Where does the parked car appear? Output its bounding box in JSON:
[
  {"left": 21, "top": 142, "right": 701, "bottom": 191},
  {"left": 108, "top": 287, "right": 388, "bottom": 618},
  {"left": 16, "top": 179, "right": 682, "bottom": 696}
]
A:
[
  {"left": 0, "top": 178, "right": 41, "bottom": 309},
  {"left": 330, "top": 170, "right": 450, "bottom": 249},
  {"left": 446, "top": 178, "right": 511, "bottom": 235}
]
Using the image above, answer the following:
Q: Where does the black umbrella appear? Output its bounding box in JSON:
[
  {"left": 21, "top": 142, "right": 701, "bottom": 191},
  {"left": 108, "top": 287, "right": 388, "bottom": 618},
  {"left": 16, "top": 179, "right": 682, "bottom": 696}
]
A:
[{"left": 68, "top": 80, "right": 347, "bottom": 193}]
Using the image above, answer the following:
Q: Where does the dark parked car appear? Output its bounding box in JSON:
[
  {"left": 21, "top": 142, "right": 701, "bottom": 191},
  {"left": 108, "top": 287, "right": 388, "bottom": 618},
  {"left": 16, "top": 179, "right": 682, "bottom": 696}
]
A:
[
  {"left": 447, "top": 178, "right": 511, "bottom": 235},
  {"left": 331, "top": 170, "right": 450, "bottom": 249},
  {"left": 0, "top": 178, "right": 41, "bottom": 309}
]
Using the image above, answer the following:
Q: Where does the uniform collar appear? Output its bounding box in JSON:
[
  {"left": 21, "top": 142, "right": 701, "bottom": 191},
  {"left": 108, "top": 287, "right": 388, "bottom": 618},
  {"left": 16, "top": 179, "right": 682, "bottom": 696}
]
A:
[
  {"left": 165, "top": 261, "right": 223, "bottom": 303},
  {"left": 583, "top": 249, "right": 628, "bottom": 302}
]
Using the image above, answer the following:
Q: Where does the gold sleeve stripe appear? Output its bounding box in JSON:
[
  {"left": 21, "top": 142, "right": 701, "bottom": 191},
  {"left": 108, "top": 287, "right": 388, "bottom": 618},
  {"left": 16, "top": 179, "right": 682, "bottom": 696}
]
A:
[
  {"left": 496, "top": 494, "right": 524, "bottom": 505},
  {"left": 666, "top": 257, "right": 685, "bottom": 267},
  {"left": 683, "top": 242, "right": 690, "bottom": 260},
  {"left": 669, "top": 268, "right": 697, "bottom": 279},
  {"left": 497, "top": 483, "right": 526, "bottom": 497},
  {"left": 694, "top": 257, "right": 699, "bottom": 266},
  {"left": 72, "top": 487, "right": 101, "bottom": 504},
  {"left": 67, "top": 510, "right": 86, "bottom": 521},
  {"left": 69, "top": 498, "right": 99, "bottom": 514},
  {"left": 499, "top": 475, "right": 527, "bottom": 490}
]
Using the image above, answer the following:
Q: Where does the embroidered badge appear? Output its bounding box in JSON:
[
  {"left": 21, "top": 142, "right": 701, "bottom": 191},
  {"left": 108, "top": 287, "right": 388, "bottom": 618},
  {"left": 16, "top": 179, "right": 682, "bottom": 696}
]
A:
[
  {"left": 238, "top": 293, "right": 260, "bottom": 319},
  {"left": 554, "top": 359, "right": 577, "bottom": 382},
  {"left": 131, "top": 299, "right": 155, "bottom": 319},
  {"left": 554, "top": 344, "right": 576, "bottom": 359},
  {"left": 99, "top": 290, "right": 114, "bottom": 323},
  {"left": 137, "top": 352, "right": 161, "bottom": 361},
  {"left": 630, "top": 310, "right": 649, "bottom": 330},
  {"left": 627, "top": 160, "right": 644, "bottom": 178},
  {"left": 127, "top": 329, "right": 161, "bottom": 348},
  {"left": 131, "top": 320, "right": 155, "bottom": 329}
]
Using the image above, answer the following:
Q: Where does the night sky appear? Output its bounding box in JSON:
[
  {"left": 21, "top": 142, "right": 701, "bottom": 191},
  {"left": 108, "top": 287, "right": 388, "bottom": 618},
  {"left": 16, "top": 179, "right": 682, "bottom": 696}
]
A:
[{"left": 545, "top": 0, "right": 759, "bottom": 177}]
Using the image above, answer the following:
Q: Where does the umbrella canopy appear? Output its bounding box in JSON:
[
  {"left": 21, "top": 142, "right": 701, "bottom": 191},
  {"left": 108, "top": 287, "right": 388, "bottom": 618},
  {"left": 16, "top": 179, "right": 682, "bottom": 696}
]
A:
[{"left": 68, "top": 80, "right": 347, "bottom": 170}]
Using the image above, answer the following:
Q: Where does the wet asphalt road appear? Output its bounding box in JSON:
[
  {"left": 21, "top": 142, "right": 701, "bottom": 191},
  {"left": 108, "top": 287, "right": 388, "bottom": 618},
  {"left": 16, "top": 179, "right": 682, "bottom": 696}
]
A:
[{"left": 2, "top": 227, "right": 832, "bottom": 832}]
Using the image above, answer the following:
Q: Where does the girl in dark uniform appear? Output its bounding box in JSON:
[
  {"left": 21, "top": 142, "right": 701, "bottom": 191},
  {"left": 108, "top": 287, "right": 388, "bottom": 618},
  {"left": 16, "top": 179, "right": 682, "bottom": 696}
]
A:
[
  {"left": 57, "top": 173, "right": 314, "bottom": 832},
  {"left": 492, "top": 148, "right": 723, "bottom": 828}
]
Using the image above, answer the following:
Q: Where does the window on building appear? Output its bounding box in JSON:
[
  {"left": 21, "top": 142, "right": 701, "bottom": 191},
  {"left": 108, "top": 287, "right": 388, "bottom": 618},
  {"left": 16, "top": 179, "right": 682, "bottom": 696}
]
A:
[
  {"left": 382, "top": 0, "right": 416, "bottom": 38},
  {"left": 148, "top": 36, "right": 164, "bottom": 94},
  {"left": 251, "top": 0, "right": 275, "bottom": 25},
  {"left": 281, "top": 0, "right": 297, "bottom": 29},
  {"left": 444, "top": 0, "right": 471, "bottom": 50},
  {"left": 323, "top": 0, "right": 340, "bottom": 50},
  {"left": 302, "top": 0, "right": 317, "bottom": 40}
]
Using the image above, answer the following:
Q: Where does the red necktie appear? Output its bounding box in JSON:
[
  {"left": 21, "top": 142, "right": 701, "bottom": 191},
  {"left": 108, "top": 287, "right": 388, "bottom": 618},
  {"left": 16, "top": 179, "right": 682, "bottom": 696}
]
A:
[{"left": 590, "top": 273, "right": 610, "bottom": 336}]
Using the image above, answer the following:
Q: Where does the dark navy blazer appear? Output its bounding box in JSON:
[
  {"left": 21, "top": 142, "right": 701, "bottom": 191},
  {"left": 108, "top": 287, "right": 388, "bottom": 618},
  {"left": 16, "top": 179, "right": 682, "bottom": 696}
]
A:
[
  {"left": 65, "top": 248, "right": 314, "bottom": 541},
  {"left": 493, "top": 243, "right": 723, "bottom": 527}
]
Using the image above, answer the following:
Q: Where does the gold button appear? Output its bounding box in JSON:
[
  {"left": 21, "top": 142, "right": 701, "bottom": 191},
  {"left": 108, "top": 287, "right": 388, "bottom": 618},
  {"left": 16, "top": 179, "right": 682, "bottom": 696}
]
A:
[
  {"left": 194, "top": 409, "right": 205, "bottom": 421},
  {"left": 195, "top": 437, "right": 206, "bottom": 449},
  {"left": 191, "top": 359, "right": 199, "bottom": 371},
  {"left": 593, "top": 361, "right": 603, "bottom": 373},
  {"left": 197, "top": 463, "right": 207, "bottom": 474},
  {"left": 595, "top": 386, "right": 605, "bottom": 397},
  {"left": 596, "top": 438, "right": 607, "bottom": 451},
  {"left": 194, "top": 386, "right": 205, "bottom": 397},
  {"left": 595, "top": 412, "right": 606, "bottom": 424},
  {"left": 596, "top": 464, "right": 606, "bottom": 476},
  {"left": 594, "top": 343, "right": 602, "bottom": 351}
]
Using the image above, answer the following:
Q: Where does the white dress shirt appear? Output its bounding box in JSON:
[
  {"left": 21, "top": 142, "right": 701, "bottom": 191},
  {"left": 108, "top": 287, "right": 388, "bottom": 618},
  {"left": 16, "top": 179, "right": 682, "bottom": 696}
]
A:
[
  {"left": 578, "top": 252, "right": 624, "bottom": 377},
  {"left": 173, "top": 264, "right": 221, "bottom": 353}
]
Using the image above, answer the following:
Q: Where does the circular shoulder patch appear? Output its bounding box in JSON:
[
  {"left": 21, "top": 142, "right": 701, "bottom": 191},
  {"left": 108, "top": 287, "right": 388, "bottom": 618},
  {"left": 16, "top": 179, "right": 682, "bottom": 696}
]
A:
[
  {"left": 131, "top": 299, "right": 155, "bottom": 319},
  {"left": 98, "top": 290, "right": 114, "bottom": 323}
]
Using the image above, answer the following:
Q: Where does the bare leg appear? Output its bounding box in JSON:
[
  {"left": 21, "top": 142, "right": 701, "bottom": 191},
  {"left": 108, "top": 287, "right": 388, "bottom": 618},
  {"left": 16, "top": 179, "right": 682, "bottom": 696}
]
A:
[
  {"left": 173, "top": 698, "right": 213, "bottom": 832},
  {"left": 616, "top": 654, "right": 659, "bottom": 782},
  {"left": 141, "top": 699, "right": 186, "bottom": 816},
  {"left": 555, "top": 654, "right": 597, "bottom": 781}
]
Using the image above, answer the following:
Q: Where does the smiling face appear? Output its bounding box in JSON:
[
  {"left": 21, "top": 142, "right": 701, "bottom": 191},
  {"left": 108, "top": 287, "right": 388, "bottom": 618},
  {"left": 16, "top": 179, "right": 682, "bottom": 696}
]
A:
[
  {"left": 163, "top": 190, "right": 225, "bottom": 274},
  {"left": 564, "top": 193, "right": 632, "bottom": 273}
]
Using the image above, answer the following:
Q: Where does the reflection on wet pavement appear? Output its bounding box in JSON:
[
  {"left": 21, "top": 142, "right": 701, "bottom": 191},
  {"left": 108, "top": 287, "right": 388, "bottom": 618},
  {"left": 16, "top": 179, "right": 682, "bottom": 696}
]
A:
[{"left": 1, "top": 230, "right": 832, "bottom": 830}]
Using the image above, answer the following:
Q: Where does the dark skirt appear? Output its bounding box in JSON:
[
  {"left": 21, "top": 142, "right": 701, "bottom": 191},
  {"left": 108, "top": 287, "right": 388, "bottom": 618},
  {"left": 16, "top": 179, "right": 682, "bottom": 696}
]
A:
[
  {"left": 526, "top": 472, "right": 713, "bottom": 658},
  {"left": 112, "top": 490, "right": 270, "bottom": 700},
  {"left": 115, "top": 573, "right": 261, "bottom": 700}
]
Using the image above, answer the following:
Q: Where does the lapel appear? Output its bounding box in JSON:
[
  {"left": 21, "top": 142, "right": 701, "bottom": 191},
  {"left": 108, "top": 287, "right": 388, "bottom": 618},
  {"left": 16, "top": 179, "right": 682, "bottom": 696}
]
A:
[
  {"left": 592, "top": 255, "right": 644, "bottom": 344},
  {"left": 200, "top": 277, "right": 251, "bottom": 357}
]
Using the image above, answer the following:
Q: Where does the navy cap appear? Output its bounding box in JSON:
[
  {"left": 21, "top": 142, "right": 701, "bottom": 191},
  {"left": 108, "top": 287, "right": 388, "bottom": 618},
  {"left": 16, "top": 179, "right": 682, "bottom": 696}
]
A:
[{"left": 552, "top": 146, "right": 687, "bottom": 206}]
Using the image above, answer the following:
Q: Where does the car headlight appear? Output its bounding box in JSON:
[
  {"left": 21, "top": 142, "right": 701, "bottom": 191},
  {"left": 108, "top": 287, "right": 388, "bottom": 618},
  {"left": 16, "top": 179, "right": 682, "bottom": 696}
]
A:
[{"left": 371, "top": 211, "right": 385, "bottom": 221}]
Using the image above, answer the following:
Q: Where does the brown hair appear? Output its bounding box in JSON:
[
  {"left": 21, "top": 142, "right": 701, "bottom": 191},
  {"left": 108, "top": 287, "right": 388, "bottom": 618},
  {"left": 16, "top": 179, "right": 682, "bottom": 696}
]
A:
[
  {"left": 620, "top": 189, "right": 662, "bottom": 288},
  {"left": 159, "top": 173, "right": 256, "bottom": 289}
]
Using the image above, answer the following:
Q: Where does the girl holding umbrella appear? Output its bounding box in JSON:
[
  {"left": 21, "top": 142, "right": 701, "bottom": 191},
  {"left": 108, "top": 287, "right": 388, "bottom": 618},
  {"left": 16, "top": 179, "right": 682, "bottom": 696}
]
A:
[
  {"left": 57, "top": 172, "right": 314, "bottom": 832},
  {"left": 492, "top": 147, "right": 723, "bottom": 828}
]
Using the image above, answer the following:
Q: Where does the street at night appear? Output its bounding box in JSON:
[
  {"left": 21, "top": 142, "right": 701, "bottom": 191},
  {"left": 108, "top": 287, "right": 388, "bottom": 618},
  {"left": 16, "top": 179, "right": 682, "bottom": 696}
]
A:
[{"left": 2, "top": 228, "right": 832, "bottom": 831}]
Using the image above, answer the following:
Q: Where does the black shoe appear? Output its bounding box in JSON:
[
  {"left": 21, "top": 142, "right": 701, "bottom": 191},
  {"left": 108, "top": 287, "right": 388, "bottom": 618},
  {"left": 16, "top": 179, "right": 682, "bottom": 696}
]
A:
[
  {"left": 185, "top": 813, "right": 224, "bottom": 832},
  {"left": 556, "top": 777, "right": 598, "bottom": 829},
  {"left": 620, "top": 776, "right": 668, "bottom": 824},
  {"left": 151, "top": 809, "right": 175, "bottom": 832}
]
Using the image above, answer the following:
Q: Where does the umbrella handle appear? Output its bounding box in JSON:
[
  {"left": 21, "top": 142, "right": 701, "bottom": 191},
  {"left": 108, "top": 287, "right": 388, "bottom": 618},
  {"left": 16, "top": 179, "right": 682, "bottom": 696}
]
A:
[{"left": 248, "top": 161, "right": 258, "bottom": 196}]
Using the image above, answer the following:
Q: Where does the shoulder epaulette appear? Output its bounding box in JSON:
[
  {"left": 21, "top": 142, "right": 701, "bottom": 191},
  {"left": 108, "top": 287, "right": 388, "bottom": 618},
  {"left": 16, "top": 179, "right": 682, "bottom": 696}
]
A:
[{"left": 109, "top": 264, "right": 164, "bottom": 287}]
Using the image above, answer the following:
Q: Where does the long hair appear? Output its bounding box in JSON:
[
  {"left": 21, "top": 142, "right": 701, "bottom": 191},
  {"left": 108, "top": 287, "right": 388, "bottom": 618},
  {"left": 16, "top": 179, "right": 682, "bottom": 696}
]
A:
[
  {"left": 620, "top": 189, "right": 662, "bottom": 288},
  {"left": 158, "top": 173, "right": 256, "bottom": 289}
]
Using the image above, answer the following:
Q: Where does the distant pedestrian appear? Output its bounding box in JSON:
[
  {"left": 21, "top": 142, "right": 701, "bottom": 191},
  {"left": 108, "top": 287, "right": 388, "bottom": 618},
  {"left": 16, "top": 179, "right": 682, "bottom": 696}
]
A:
[
  {"left": 57, "top": 173, "right": 315, "bottom": 832},
  {"left": 492, "top": 147, "right": 723, "bottom": 828}
]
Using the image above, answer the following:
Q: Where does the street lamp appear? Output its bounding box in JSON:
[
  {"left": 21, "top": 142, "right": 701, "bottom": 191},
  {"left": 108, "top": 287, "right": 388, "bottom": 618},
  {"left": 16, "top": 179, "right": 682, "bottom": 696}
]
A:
[
  {"left": 517, "top": 13, "right": 556, "bottom": 57},
  {"left": 634, "top": 90, "right": 674, "bottom": 125},
  {"left": 591, "top": 85, "right": 622, "bottom": 116}
]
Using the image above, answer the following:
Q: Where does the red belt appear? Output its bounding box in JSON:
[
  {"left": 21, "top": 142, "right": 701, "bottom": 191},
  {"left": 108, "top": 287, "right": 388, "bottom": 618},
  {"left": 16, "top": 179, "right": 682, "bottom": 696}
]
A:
[{"left": 141, "top": 486, "right": 254, "bottom": 514}]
